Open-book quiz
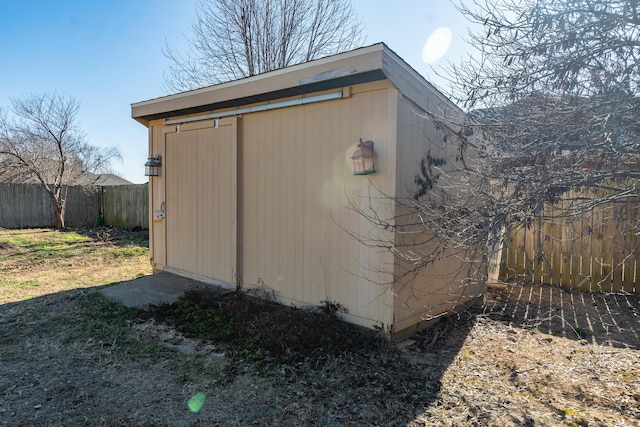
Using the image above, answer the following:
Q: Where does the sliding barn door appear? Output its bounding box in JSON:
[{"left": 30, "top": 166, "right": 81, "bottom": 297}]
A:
[{"left": 164, "top": 118, "right": 237, "bottom": 284}]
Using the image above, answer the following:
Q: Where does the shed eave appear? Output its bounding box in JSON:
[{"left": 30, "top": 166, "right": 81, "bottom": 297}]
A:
[
  {"left": 131, "top": 43, "right": 389, "bottom": 126},
  {"left": 130, "top": 42, "right": 464, "bottom": 127},
  {"left": 131, "top": 69, "right": 386, "bottom": 125},
  {"left": 378, "top": 45, "right": 464, "bottom": 116}
]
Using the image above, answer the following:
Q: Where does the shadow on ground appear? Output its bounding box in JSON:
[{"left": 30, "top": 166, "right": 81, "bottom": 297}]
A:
[
  {"left": 3, "top": 278, "right": 637, "bottom": 425},
  {"left": 0, "top": 282, "right": 472, "bottom": 426},
  {"left": 483, "top": 282, "right": 640, "bottom": 349},
  {"left": 140, "top": 286, "right": 476, "bottom": 425}
]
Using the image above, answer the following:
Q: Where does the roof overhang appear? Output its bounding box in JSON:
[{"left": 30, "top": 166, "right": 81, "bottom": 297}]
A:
[{"left": 131, "top": 43, "right": 461, "bottom": 126}]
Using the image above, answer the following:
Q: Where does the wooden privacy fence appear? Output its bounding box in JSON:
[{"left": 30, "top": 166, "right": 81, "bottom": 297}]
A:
[
  {"left": 0, "top": 183, "right": 148, "bottom": 229},
  {"left": 100, "top": 184, "right": 148, "bottom": 228},
  {"left": 499, "top": 187, "right": 639, "bottom": 293}
]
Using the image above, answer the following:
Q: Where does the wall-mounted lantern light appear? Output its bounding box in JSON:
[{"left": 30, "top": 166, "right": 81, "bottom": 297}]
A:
[
  {"left": 144, "top": 155, "right": 162, "bottom": 177},
  {"left": 351, "top": 139, "right": 376, "bottom": 175}
]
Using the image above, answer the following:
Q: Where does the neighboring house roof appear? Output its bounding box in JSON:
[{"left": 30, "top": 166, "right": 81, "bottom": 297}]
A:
[
  {"left": 3, "top": 172, "right": 132, "bottom": 186},
  {"left": 86, "top": 173, "right": 133, "bottom": 186},
  {"left": 131, "top": 42, "right": 463, "bottom": 126}
]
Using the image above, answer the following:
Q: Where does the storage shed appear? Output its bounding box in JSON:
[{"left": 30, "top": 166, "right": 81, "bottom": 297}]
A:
[{"left": 132, "top": 43, "right": 485, "bottom": 339}]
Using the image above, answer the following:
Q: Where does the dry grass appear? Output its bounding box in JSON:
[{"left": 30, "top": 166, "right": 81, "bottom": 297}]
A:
[
  {"left": 0, "top": 227, "right": 151, "bottom": 303},
  {"left": 0, "top": 229, "right": 638, "bottom": 426},
  {"left": 411, "top": 315, "right": 640, "bottom": 426}
]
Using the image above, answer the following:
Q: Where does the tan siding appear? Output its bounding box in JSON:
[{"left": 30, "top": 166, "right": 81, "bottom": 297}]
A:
[
  {"left": 164, "top": 118, "right": 237, "bottom": 284},
  {"left": 196, "top": 123, "right": 236, "bottom": 281},
  {"left": 166, "top": 129, "right": 198, "bottom": 273},
  {"left": 392, "top": 97, "right": 485, "bottom": 334},
  {"left": 242, "top": 81, "right": 396, "bottom": 328},
  {"left": 149, "top": 121, "right": 167, "bottom": 270}
]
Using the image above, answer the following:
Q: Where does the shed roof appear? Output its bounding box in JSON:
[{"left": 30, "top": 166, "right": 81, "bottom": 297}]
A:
[{"left": 131, "top": 43, "right": 460, "bottom": 126}]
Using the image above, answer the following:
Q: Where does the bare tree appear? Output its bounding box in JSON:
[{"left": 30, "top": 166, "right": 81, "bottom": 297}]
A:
[
  {"left": 351, "top": 0, "right": 640, "bottom": 314},
  {"left": 441, "top": 0, "right": 640, "bottom": 287},
  {"left": 448, "top": 0, "right": 639, "bottom": 189},
  {"left": 163, "top": 0, "right": 365, "bottom": 91},
  {"left": 0, "top": 93, "right": 120, "bottom": 230}
]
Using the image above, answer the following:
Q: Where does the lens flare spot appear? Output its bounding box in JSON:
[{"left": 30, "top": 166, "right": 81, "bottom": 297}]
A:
[
  {"left": 188, "top": 391, "right": 206, "bottom": 413},
  {"left": 422, "top": 27, "right": 452, "bottom": 64}
]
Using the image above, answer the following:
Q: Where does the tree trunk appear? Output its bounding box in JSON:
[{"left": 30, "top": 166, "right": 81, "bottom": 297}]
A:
[{"left": 50, "top": 194, "right": 65, "bottom": 230}]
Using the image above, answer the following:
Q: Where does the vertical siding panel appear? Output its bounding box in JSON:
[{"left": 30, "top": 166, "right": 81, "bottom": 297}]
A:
[
  {"left": 258, "top": 112, "right": 268, "bottom": 287},
  {"left": 241, "top": 82, "right": 396, "bottom": 327},
  {"left": 197, "top": 128, "right": 213, "bottom": 277},
  {"left": 286, "top": 106, "right": 305, "bottom": 303},
  {"left": 262, "top": 112, "right": 273, "bottom": 288},
  {"left": 302, "top": 104, "right": 317, "bottom": 306},
  {"left": 361, "top": 87, "right": 391, "bottom": 323},
  {"left": 392, "top": 93, "right": 484, "bottom": 333},
  {"left": 345, "top": 96, "right": 363, "bottom": 313},
  {"left": 507, "top": 228, "right": 519, "bottom": 280},
  {"left": 277, "top": 111, "right": 287, "bottom": 290},
  {"left": 357, "top": 89, "right": 376, "bottom": 321},
  {"left": 313, "top": 97, "right": 331, "bottom": 306},
  {"left": 242, "top": 114, "right": 258, "bottom": 286},
  {"left": 163, "top": 121, "right": 236, "bottom": 284},
  {"left": 258, "top": 112, "right": 269, "bottom": 288},
  {"left": 166, "top": 131, "right": 195, "bottom": 273},
  {"left": 153, "top": 124, "right": 166, "bottom": 268}
]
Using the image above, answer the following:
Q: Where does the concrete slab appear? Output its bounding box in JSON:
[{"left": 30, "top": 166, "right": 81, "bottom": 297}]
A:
[{"left": 100, "top": 272, "right": 232, "bottom": 308}]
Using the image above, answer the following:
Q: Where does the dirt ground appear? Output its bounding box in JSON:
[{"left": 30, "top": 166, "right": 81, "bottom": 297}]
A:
[{"left": 0, "top": 228, "right": 639, "bottom": 426}]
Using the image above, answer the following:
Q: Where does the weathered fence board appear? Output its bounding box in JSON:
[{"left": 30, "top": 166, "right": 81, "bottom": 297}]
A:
[
  {"left": 0, "top": 183, "right": 147, "bottom": 229},
  {"left": 0, "top": 184, "right": 49, "bottom": 228},
  {"left": 101, "top": 184, "right": 149, "bottom": 228},
  {"left": 500, "top": 187, "right": 639, "bottom": 293},
  {"left": 64, "top": 186, "right": 102, "bottom": 227}
]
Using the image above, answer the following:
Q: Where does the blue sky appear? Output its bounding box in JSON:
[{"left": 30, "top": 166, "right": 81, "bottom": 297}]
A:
[{"left": 1, "top": 1, "right": 472, "bottom": 184}]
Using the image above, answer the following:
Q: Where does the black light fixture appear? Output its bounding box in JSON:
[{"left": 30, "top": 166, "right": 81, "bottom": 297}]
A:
[
  {"left": 144, "top": 155, "right": 162, "bottom": 177},
  {"left": 351, "top": 139, "right": 376, "bottom": 175}
]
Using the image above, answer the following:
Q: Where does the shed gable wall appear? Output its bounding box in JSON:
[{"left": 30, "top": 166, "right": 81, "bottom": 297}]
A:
[{"left": 392, "top": 96, "right": 485, "bottom": 335}]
